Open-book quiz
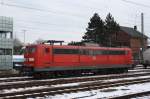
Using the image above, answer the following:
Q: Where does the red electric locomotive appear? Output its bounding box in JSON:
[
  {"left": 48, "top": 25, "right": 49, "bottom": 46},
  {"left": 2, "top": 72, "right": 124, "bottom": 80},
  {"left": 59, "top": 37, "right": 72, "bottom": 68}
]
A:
[{"left": 24, "top": 40, "right": 133, "bottom": 77}]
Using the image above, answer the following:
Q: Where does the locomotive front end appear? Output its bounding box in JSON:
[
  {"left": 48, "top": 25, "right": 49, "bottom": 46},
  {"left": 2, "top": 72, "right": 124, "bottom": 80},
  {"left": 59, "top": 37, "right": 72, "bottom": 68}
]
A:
[{"left": 23, "top": 45, "right": 37, "bottom": 75}]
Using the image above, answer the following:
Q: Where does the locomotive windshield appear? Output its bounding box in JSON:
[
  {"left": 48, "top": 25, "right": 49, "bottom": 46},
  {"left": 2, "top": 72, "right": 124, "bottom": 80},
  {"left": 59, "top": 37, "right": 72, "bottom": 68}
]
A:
[{"left": 25, "top": 47, "right": 36, "bottom": 53}]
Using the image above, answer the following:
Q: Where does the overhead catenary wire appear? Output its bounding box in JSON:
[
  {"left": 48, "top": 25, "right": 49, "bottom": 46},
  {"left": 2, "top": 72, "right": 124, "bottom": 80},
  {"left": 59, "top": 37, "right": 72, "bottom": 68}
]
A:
[
  {"left": 122, "top": 0, "right": 150, "bottom": 8},
  {"left": 121, "top": 1, "right": 150, "bottom": 30},
  {"left": 16, "top": 24, "right": 81, "bottom": 32},
  {"left": 2, "top": 0, "right": 150, "bottom": 43},
  {"left": 0, "top": 0, "right": 92, "bottom": 22},
  {"left": 15, "top": 19, "right": 85, "bottom": 28},
  {"left": 1, "top": 0, "right": 144, "bottom": 21},
  {"left": 0, "top": 1, "right": 86, "bottom": 19},
  {"left": 1, "top": 0, "right": 144, "bottom": 26},
  {"left": 14, "top": 19, "right": 140, "bottom": 37},
  {"left": 6, "top": 0, "right": 103, "bottom": 11},
  {"left": 14, "top": 21, "right": 142, "bottom": 32},
  {"left": 1, "top": 0, "right": 105, "bottom": 21}
]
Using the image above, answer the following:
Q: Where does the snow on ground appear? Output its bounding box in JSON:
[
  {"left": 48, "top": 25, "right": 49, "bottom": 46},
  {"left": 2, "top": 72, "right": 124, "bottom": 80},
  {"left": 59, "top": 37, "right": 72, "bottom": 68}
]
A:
[
  {"left": 52, "top": 82, "right": 79, "bottom": 87},
  {"left": 128, "top": 69, "right": 150, "bottom": 72},
  {"left": 0, "top": 76, "right": 30, "bottom": 80},
  {"left": 44, "top": 82, "right": 150, "bottom": 99},
  {"left": 105, "top": 75, "right": 150, "bottom": 82},
  {"left": 0, "top": 77, "right": 58, "bottom": 86},
  {"left": 52, "top": 75, "right": 150, "bottom": 88},
  {"left": 1, "top": 85, "right": 49, "bottom": 93},
  {"left": 131, "top": 95, "right": 150, "bottom": 99}
]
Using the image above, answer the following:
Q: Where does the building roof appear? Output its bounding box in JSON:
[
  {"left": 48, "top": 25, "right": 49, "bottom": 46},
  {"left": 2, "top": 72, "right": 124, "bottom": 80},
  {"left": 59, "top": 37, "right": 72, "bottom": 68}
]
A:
[{"left": 120, "top": 26, "right": 148, "bottom": 39}]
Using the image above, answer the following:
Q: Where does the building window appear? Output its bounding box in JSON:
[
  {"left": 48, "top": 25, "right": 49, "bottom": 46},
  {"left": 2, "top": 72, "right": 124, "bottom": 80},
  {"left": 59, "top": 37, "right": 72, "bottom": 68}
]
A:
[
  {"left": 5, "top": 49, "right": 12, "bottom": 55},
  {"left": 0, "top": 33, "right": 6, "bottom": 38},
  {"left": 0, "top": 49, "right": 12, "bottom": 55},
  {"left": 0, "top": 49, "right": 4, "bottom": 55}
]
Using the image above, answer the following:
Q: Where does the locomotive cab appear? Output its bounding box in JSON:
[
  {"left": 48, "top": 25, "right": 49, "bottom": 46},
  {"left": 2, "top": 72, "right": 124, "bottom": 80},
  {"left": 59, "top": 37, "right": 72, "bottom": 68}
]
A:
[
  {"left": 24, "top": 45, "right": 37, "bottom": 73},
  {"left": 24, "top": 44, "right": 53, "bottom": 73}
]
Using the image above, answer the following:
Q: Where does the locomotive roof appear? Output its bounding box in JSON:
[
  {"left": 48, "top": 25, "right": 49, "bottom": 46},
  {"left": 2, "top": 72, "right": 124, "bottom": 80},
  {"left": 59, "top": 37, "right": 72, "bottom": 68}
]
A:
[
  {"left": 27, "top": 44, "right": 131, "bottom": 51},
  {"left": 53, "top": 45, "right": 130, "bottom": 50}
]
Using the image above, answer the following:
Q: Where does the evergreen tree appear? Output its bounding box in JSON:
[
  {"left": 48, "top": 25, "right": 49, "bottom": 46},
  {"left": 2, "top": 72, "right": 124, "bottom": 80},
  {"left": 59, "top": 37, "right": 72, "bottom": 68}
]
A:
[
  {"left": 105, "top": 13, "right": 120, "bottom": 47},
  {"left": 82, "top": 13, "right": 105, "bottom": 46}
]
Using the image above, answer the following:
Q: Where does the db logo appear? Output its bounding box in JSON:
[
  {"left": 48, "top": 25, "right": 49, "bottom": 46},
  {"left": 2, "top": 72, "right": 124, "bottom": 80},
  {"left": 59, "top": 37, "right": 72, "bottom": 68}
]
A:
[{"left": 93, "top": 56, "right": 96, "bottom": 60}]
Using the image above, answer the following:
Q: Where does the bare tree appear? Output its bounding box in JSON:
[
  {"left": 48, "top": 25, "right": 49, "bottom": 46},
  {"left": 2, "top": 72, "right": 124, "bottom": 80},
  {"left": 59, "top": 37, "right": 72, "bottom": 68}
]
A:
[
  {"left": 13, "top": 38, "right": 24, "bottom": 55},
  {"left": 34, "top": 38, "right": 44, "bottom": 44}
]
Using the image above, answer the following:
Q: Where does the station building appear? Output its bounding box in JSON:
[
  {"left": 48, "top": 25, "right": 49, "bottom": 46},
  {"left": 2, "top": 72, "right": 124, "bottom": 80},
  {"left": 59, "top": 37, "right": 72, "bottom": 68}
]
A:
[
  {"left": 111, "top": 26, "right": 148, "bottom": 60},
  {"left": 0, "top": 16, "right": 13, "bottom": 70}
]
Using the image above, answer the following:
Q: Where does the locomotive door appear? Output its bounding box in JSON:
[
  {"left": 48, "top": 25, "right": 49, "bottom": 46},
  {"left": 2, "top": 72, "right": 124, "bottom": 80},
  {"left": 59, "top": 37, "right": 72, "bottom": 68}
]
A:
[{"left": 43, "top": 47, "right": 52, "bottom": 65}]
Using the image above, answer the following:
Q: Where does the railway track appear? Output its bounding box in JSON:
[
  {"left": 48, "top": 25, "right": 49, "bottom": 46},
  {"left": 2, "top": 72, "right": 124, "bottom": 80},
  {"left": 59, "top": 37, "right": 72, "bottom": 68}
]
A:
[
  {"left": 0, "top": 67, "right": 148, "bottom": 83},
  {"left": 1, "top": 75, "right": 150, "bottom": 99},
  {"left": 0, "top": 73, "right": 23, "bottom": 78},
  {"left": 0, "top": 76, "right": 32, "bottom": 83},
  {"left": 0, "top": 69, "right": 150, "bottom": 98},
  {"left": 0, "top": 69, "right": 150, "bottom": 83},
  {"left": 0, "top": 70, "right": 150, "bottom": 90},
  {"left": 0, "top": 68, "right": 150, "bottom": 99}
]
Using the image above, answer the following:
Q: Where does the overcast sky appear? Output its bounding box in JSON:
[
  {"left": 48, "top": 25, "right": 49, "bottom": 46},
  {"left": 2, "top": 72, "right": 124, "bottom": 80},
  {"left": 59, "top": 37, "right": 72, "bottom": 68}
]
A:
[{"left": 0, "top": 0, "right": 150, "bottom": 43}]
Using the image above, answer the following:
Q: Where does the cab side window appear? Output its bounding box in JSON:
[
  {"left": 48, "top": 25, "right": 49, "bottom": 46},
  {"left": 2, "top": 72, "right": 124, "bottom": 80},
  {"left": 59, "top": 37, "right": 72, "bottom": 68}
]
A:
[{"left": 45, "top": 48, "right": 50, "bottom": 53}]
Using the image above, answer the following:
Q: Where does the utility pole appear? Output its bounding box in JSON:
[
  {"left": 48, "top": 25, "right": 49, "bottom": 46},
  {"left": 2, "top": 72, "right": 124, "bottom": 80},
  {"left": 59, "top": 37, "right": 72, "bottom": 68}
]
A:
[
  {"left": 23, "top": 30, "right": 26, "bottom": 45},
  {"left": 141, "top": 13, "right": 144, "bottom": 61}
]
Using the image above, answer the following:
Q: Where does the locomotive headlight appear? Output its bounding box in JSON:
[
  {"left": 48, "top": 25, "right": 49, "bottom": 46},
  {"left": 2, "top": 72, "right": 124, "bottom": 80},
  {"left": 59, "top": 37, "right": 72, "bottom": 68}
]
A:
[{"left": 29, "top": 58, "right": 34, "bottom": 62}]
